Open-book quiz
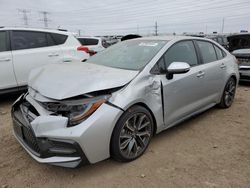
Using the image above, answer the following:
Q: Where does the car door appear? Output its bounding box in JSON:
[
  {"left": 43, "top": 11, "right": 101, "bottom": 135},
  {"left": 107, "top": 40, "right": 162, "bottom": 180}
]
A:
[
  {"left": 10, "top": 30, "right": 62, "bottom": 86},
  {"left": 0, "top": 31, "right": 17, "bottom": 90},
  {"left": 159, "top": 40, "right": 208, "bottom": 127},
  {"left": 195, "top": 40, "right": 227, "bottom": 104}
]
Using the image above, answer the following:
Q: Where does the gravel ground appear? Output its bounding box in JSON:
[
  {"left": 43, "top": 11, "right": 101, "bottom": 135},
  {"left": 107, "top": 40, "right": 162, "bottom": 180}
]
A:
[{"left": 0, "top": 84, "right": 250, "bottom": 188}]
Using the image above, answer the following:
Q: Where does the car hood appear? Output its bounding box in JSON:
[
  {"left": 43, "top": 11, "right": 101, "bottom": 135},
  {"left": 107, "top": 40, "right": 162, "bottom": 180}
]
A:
[
  {"left": 232, "top": 48, "right": 250, "bottom": 56},
  {"left": 28, "top": 62, "right": 139, "bottom": 100}
]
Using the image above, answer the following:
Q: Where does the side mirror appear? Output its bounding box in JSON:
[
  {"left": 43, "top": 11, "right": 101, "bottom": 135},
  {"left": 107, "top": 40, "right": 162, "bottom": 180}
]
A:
[{"left": 166, "top": 62, "right": 190, "bottom": 79}]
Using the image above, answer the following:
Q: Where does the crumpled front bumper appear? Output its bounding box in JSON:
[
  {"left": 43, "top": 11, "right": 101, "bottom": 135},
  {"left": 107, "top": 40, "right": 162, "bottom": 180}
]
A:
[{"left": 11, "top": 93, "right": 123, "bottom": 168}]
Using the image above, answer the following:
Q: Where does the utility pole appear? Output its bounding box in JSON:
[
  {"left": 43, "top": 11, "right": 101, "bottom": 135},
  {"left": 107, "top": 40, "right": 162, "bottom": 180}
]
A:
[
  {"left": 78, "top": 29, "right": 81, "bottom": 37},
  {"left": 221, "top": 18, "right": 225, "bottom": 33},
  {"left": 39, "top": 11, "right": 50, "bottom": 28},
  {"left": 18, "top": 9, "right": 30, "bottom": 27},
  {"left": 154, "top": 21, "right": 158, "bottom": 36}
]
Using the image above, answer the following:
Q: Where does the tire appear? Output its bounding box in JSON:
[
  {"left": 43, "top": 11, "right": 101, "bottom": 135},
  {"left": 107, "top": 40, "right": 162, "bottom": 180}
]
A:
[
  {"left": 218, "top": 77, "right": 236, "bottom": 108},
  {"left": 111, "top": 105, "right": 154, "bottom": 162}
]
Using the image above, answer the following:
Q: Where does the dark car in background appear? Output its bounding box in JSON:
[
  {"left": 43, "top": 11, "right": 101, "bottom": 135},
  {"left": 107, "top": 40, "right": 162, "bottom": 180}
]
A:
[{"left": 228, "top": 33, "right": 250, "bottom": 81}]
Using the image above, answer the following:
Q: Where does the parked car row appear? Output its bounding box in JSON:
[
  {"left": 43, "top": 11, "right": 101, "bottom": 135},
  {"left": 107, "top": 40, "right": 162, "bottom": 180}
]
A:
[
  {"left": 0, "top": 27, "right": 89, "bottom": 94},
  {"left": 228, "top": 33, "right": 250, "bottom": 81},
  {"left": 11, "top": 36, "right": 239, "bottom": 168}
]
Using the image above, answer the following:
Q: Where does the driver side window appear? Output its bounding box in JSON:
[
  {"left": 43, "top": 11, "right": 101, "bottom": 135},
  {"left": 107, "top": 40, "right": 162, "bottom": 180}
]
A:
[
  {"left": 164, "top": 40, "right": 198, "bottom": 68},
  {"left": 151, "top": 40, "right": 198, "bottom": 74}
]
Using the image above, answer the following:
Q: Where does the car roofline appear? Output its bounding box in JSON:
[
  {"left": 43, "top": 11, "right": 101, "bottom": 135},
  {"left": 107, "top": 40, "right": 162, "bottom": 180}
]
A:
[{"left": 0, "top": 27, "right": 73, "bottom": 35}]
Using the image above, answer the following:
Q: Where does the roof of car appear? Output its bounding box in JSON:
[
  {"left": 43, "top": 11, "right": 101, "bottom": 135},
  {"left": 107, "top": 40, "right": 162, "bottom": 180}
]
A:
[
  {"left": 77, "top": 36, "right": 102, "bottom": 40},
  {"left": 132, "top": 35, "right": 214, "bottom": 42},
  {"left": 228, "top": 33, "right": 250, "bottom": 38},
  {"left": 0, "top": 27, "right": 73, "bottom": 35}
]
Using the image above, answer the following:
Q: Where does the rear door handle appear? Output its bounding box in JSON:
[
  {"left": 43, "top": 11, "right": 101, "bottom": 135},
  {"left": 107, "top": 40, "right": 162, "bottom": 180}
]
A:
[
  {"left": 48, "top": 53, "right": 59, "bottom": 57},
  {"left": 196, "top": 71, "right": 205, "bottom": 78},
  {"left": 220, "top": 63, "right": 226, "bottom": 69},
  {"left": 0, "top": 58, "right": 11, "bottom": 62}
]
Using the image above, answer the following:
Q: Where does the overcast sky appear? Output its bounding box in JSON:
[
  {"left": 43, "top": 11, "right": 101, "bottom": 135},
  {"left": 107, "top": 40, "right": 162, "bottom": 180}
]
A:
[{"left": 0, "top": 0, "right": 250, "bottom": 36}]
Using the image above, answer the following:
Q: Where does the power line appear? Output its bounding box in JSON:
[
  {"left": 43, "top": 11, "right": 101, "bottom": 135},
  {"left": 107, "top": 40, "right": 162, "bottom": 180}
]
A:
[
  {"left": 52, "top": 0, "right": 249, "bottom": 18},
  {"left": 51, "top": 2, "right": 250, "bottom": 26}
]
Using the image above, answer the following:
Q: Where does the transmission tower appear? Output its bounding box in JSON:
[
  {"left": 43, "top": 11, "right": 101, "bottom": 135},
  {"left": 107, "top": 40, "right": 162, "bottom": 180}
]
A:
[
  {"left": 39, "top": 11, "right": 50, "bottom": 28},
  {"left": 18, "top": 9, "right": 30, "bottom": 27},
  {"left": 155, "top": 21, "right": 158, "bottom": 36}
]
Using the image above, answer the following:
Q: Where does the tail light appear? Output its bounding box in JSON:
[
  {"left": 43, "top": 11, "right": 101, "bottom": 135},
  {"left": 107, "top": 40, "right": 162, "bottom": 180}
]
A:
[
  {"left": 77, "top": 46, "right": 96, "bottom": 56},
  {"left": 77, "top": 46, "right": 90, "bottom": 53}
]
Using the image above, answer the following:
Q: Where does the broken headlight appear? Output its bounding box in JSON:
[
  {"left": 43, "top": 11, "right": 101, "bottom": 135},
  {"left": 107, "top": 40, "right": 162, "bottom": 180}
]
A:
[{"left": 42, "top": 95, "right": 110, "bottom": 127}]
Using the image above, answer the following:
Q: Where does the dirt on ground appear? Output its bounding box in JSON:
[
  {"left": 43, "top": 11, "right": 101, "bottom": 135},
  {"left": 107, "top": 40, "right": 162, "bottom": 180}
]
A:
[{"left": 0, "top": 84, "right": 250, "bottom": 188}]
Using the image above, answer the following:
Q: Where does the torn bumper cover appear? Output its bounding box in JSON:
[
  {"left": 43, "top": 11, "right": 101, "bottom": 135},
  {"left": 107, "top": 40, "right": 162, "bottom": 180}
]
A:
[{"left": 11, "top": 93, "right": 123, "bottom": 168}]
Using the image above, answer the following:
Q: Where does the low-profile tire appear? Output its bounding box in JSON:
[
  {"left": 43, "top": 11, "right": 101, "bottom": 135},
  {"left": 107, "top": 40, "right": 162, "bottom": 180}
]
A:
[
  {"left": 111, "top": 105, "right": 154, "bottom": 162},
  {"left": 218, "top": 77, "right": 236, "bottom": 108}
]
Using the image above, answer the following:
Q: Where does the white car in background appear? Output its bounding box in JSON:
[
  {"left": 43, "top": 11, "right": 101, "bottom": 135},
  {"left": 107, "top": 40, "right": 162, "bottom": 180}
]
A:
[
  {"left": 77, "top": 36, "right": 108, "bottom": 54},
  {"left": 0, "top": 27, "right": 89, "bottom": 94}
]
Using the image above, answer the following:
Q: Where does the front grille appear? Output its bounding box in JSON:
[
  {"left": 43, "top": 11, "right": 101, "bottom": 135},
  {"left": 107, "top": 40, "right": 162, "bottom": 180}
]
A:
[
  {"left": 13, "top": 120, "right": 22, "bottom": 139},
  {"left": 240, "top": 75, "right": 250, "bottom": 80},
  {"left": 22, "top": 125, "right": 40, "bottom": 153},
  {"left": 13, "top": 100, "right": 41, "bottom": 155},
  {"left": 236, "top": 56, "right": 250, "bottom": 67}
]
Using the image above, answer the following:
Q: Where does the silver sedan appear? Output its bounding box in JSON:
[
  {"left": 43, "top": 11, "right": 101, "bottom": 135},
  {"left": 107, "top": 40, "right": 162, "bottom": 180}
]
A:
[{"left": 12, "top": 36, "right": 239, "bottom": 168}]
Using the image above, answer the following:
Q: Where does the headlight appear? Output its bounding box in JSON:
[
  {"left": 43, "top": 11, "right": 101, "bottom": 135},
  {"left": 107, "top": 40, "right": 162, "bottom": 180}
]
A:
[
  {"left": 68, "top": 99, "right": 105, "bottom": 126},
  {"left": 41, "top": 95, "right": 110, "bottom": 127}
]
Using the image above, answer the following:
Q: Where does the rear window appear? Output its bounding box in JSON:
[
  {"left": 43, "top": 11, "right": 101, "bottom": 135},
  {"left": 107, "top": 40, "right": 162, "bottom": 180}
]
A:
[
  {"left": 50, "top": 33, "right": 68, "bottom": 45},
  {"left": 197, "top": 41, "right": 217, "bottom": 63},
  {"left": 0, "top": 31, "right": 8, "bottom": 52},
  {"left": 214, "top": 45, "right": 224, "bottom": 60},
  {"left": 78, "top": 38, "right": 99, "bottom": 45},
  {"left": 228, "top": 35, "right": 250, "bottom": 52}
]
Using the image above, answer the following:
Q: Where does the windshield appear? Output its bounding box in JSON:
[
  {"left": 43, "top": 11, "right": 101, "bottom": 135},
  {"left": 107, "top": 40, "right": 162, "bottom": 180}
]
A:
[
  {"left": 86, "top": 39, "right": 167, "bottom": 70},
  {"left": 228, "top": 34, "right": 250, "bottom": 52}
]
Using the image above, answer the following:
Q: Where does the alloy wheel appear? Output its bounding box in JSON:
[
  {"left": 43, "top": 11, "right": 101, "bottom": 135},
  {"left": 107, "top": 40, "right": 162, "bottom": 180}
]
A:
[
  {"left": 224, "top": 79, "right": 236, "bottom": 107},
  {"left": 119, "top": 113, "right": 152, "bottom": 159}
]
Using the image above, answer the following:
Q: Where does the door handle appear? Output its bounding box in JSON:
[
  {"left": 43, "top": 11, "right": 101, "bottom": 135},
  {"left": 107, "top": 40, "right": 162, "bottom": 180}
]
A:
[
  {"left": 48, "top": 53, "right": 59, "bottom": 57},
  {"left": 0, "top": 58, "right": 11, "bottom": 62},
  {"left": 220, "top": 63, "right": 226, "bottom": 69},
  {"left": 196, "top": 71, "right": 205, "bottom": 78}
]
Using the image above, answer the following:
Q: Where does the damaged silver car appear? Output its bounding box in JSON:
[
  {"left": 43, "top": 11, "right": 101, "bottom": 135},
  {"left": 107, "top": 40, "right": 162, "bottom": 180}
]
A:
[{"left": 12, "top": 36, "right": 239, "bottom": 168}]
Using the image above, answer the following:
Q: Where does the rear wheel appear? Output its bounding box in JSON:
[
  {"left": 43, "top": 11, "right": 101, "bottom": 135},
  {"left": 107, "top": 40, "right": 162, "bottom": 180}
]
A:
[
  {"left": 111, "top": 105, "right": 153, "bottom": 162},
  {"left": 219, "top": 77, "right": 236, "bottom": 108}
]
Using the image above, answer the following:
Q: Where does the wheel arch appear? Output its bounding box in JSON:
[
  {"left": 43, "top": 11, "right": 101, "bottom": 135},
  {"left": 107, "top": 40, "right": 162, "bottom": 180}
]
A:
[
  {"left": 131, "top": 102, "right": 158, "bottom": 135},
  {"left": 109, "top": 102, "right": 158, "bottom": 155},
  {"left": 230, "top": 74, "right": 237, "bottom": 83}
]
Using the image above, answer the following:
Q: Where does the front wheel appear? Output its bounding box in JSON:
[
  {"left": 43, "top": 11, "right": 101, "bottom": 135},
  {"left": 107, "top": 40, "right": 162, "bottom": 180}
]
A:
[
  {"left": 111, "top": 105, "right": 154, "bottom": 162},
  {"left": 219, "top": 77, "right": 236, "bottom": 108}
]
